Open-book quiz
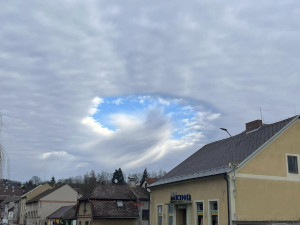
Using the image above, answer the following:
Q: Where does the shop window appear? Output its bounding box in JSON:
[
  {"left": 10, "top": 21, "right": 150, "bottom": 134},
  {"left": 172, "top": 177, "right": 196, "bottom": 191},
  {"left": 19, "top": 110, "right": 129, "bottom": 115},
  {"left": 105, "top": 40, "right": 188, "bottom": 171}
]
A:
[
  {"left": 157, "top": 205, "right": 163, "bottom": 225},
  {"left": 168, "top": 204, "right": 174, "bottom": 225},
  {"left": 287, "top": 155, "right": 298, "bottom": 174},
  {"left": 209, "top": 201, "right": 218, "bottom": 225},
  {"left": 142, "top": 210, "right": 149, "bottom": 220},
  {"left": 196, "top": 202, "right": 204, "bottom": 225}
]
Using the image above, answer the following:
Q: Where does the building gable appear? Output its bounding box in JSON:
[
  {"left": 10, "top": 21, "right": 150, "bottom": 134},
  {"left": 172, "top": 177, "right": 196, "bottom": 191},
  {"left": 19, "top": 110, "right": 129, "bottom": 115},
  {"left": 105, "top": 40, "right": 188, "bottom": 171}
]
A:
[
  {"left": 237, "top": 119, "right": 300, "bottom": 178},
  {"left": 40, "top": 185, "right": 77, "bottom": 203}
]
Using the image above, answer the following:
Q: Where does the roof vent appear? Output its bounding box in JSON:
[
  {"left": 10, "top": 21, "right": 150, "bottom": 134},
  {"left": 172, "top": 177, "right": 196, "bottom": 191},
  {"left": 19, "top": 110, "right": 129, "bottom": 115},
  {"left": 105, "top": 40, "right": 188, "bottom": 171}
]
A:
[
  {"left": 117, "top": 200, "right": 123, "bottom": 207},
  {"left": 246, "top": 119, "right": 262, "bottom": 132}
]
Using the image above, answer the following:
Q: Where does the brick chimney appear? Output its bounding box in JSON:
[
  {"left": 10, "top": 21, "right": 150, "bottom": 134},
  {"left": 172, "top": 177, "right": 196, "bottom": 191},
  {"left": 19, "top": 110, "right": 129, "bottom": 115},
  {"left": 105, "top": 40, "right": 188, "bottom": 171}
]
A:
[{"left": 246, "top": 119, "right": 262, "bottom": 132}]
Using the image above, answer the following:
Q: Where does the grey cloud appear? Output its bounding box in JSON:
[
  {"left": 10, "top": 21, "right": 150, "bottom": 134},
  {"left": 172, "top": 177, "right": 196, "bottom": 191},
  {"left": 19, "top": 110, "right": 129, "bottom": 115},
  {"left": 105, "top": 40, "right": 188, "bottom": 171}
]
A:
[{"left": 0, "top": 0, "right": 299, "bottom": 180}]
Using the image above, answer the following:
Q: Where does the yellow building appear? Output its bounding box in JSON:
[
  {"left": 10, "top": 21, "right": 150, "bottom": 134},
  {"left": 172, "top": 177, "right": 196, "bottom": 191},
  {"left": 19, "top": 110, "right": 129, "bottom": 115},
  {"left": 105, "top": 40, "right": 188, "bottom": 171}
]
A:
[{"left": 150, "top": 116, "right": 300, "bottom": 225}]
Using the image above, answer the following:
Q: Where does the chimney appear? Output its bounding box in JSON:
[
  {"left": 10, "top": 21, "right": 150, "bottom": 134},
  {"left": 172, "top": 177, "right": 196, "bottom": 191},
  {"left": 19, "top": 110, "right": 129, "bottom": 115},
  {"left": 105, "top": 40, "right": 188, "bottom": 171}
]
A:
[
  {"left": 246, "top": 119, "right": 262, "bottom": 132},
  {"left": 128, "top": 177, "right": 137, "bottom": 187}
]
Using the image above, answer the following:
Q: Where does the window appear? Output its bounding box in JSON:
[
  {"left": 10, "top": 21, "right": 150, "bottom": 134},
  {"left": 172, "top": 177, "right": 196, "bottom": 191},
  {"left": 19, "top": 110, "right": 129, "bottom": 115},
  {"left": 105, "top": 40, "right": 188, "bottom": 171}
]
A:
[
  {"left": 287, "top": 155, "right": 298, "bottom": 174},
  {"left": 196, "top": 202, "right": 203, "bottom": 225},
  {"left": 209, "top": 201, "right": 218, "bottom": 225},
  {"left": 117, "top": 201, "right": 123, "bottom": 207},
  {"left": 85, "top": 221, "right": 89, "bottom": 225},
  {"left": 157, "top": 205, "right": 163, "bottom": 225},
  {"left": 168, "top": 204, "right": 174, "bottom": 225},
  {"left": 142, "top": 210, "right": 149, "bottom": 220},
  {"left": 79, "top": 222, "right": 81, "bottom": 225}
]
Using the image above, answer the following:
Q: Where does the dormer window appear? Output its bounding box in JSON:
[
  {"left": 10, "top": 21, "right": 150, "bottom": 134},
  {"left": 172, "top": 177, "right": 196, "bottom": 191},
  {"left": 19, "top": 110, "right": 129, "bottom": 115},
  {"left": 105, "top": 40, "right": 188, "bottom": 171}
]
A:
[
  {"left": 117, "top": 201, "right": 123, "bottom": 207},
  {"left": 287, "top": 155, "right": 298, "bottom": 174}
]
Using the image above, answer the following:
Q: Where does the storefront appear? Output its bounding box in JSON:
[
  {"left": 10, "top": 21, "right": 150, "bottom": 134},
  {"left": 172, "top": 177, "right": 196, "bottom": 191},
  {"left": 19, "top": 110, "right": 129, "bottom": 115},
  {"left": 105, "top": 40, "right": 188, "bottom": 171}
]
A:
[{"left": 150, "top": 175, "right": 227, "bottom": 225}]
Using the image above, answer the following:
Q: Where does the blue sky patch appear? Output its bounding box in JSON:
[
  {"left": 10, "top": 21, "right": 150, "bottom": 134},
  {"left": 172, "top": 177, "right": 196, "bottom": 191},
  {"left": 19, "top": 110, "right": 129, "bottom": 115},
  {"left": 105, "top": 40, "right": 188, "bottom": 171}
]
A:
[{"left": 91, "top": 95, "right": 198, "bottom": 139}]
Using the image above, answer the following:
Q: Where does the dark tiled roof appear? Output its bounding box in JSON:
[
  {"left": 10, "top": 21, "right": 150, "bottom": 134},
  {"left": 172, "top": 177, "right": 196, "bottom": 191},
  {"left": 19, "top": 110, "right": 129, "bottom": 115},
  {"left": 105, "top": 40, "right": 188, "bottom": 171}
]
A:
[
  {"left": 0, "top": 189, "right": 25, "bottom": 196},
  {"left": 61, "top": 206, "right": 77, "bottom": 220},
  {"left": 152, "top": 116, "right": 299, "bottom": 187},
  {"left": 3, "top": 196, "right": 21, "bottom": 204},
  {"left": 89, "top": 185, "right": 136, "bottom": 200},
  {"left": 91, "top": 200, "right": 138, "bottom": 218},
  {"left": 130, "top": 187, "right": 149, "bottom": 201},
  {"left": 78, "top": 193, "right": 91, "bottom": 201},
  {"left": 47, "top": 205, "right": 75, "bottom": 219}
]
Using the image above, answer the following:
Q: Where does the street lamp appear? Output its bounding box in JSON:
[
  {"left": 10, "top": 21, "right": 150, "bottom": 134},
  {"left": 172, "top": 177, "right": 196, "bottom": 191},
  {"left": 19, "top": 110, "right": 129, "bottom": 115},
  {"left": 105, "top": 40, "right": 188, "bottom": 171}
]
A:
[{"left": 220, "top": 128, "right": 232, "bottom": 137}]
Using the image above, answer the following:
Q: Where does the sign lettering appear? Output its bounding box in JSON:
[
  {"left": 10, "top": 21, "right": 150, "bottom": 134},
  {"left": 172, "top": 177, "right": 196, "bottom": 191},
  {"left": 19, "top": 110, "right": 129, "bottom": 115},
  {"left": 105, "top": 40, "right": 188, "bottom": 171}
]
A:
[{"left": 170, "top": 193, "right": 191, "bottom": 202}]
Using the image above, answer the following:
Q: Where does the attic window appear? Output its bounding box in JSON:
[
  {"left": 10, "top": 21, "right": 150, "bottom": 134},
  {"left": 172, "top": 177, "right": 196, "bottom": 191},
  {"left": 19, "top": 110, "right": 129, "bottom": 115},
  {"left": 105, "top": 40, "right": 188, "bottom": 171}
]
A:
[
  {"left": 287, "top": 155, "right": 298, "bottom": 174},
  {"left": 117, "top": 201, "right": 123, "bottom": 207}
]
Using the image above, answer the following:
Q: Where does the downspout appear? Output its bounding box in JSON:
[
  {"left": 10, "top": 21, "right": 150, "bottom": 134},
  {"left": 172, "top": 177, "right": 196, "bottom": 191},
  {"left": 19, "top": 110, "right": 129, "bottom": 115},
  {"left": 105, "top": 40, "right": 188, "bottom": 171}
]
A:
[{"left": 224, "top": 173, "right": 231, "bottom": 225}]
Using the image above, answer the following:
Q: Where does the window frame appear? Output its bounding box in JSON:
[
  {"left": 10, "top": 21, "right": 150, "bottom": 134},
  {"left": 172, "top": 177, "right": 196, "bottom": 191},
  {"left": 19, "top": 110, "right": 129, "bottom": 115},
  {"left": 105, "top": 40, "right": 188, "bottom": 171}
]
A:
[
  {"left": 157, "top": 204, "right": 163, "bottom": 225},
  {"left": 142, "top": 209, "right": 149, "bottom": 221},
  {"left": 168, "top": 204, "right": 174, "bottom": 225},
  {"left": 208, "top": 199, "right": 219, "bottom": 225},
  {"left": 287, "top": 155, "right": 299, "bottom": 174},
  {"left": 195, "top": 200, "right": 204, "bottom": 225}
]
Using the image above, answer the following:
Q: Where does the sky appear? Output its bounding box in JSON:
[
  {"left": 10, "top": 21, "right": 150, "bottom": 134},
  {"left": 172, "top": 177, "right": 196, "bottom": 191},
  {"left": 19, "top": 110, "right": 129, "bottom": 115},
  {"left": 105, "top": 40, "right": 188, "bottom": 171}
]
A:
[{"left": 0, "top": 0, "right": 299, "bottom": 182}]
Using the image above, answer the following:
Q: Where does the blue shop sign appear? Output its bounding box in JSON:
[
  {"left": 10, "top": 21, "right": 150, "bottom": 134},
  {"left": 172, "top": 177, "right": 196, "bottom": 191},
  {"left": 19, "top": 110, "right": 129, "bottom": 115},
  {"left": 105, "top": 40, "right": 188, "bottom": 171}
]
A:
[{"left": 170, "top": 193, "right": 191, "bottom": 202}]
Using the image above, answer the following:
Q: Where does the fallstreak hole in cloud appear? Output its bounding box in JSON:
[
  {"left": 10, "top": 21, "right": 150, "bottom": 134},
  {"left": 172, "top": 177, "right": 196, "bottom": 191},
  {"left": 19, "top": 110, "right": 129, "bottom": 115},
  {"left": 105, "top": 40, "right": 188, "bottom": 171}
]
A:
[{"left": 81, "top": 95, "right": 220, "bottom": 169}]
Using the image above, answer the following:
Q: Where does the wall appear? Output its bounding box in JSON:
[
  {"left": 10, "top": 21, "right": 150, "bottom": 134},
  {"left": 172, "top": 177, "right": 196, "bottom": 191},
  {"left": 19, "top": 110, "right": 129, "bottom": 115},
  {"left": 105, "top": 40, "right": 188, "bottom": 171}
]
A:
[
  {"left": 77, "top": 201, "right": 92, "bottom": 225},
  {"left": 137, "top": 200, "right": 150, "bottom": 225},
  {"left": 25, "top": 202, "right": 38, "bottom": 225},
  {"left": 234, "top": 120, "right": 300, "bottom": 222},
  {"left": 150, "top": 175, "right": 228, "bottom": 225},
  {"left": 20, "top": 183, "right": 53, "bottom": 225},
  {"left": 39, "top": 185, "right": 78, "bottom": 225}
]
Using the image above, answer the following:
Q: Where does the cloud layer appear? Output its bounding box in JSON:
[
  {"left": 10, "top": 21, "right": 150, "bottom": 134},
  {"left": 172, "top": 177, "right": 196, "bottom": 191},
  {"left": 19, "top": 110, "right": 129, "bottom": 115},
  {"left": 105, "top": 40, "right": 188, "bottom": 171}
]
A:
[{"left": 0, "top": 1, "right": 299, "bottom": 181}]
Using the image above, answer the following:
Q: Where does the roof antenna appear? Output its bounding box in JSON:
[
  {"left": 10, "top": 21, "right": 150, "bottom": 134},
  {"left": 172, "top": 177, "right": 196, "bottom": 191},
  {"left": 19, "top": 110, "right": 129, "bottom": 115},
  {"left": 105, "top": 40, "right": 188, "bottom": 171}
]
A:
[{"left": 260, "top": 107, "right": 263, "bottom": 122}]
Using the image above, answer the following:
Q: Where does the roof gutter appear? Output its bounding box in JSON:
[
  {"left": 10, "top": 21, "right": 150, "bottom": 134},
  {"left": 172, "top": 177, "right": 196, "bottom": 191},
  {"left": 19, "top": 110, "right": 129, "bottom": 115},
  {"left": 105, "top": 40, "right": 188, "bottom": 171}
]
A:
[{"left": 224, "top": 173, "right": 231, "bottom": 225}]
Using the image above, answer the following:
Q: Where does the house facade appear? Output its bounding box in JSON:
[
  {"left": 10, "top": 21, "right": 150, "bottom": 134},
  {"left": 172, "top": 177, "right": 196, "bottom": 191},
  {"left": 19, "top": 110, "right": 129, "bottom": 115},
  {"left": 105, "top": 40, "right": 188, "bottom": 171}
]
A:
[
  {"left": 20, "top": 183, "right": 53, "bottom": 224},
  {"left": 150, "top": 116, "right": 300, "bottom": 225},
  {"left": 13, "top": 198, "right": 21, "bottom": 223},
  {"left": 3, "top": 196, "right": 21, "bottom": 222},
  {"left": 77, "top": 184, "right": 150, "bottom": 225},
  {"left": 26, "top": 184, "right": 78, "bottom": 225}
]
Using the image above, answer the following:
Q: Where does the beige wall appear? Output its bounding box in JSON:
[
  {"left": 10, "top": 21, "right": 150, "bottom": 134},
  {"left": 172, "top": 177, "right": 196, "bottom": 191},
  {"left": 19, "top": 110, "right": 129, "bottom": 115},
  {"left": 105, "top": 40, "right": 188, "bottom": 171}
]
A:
[
  {"left": 235, "top": 178, "right": 300, "bottom": 221},
  {"left": 150, "top": 175, "right": 228, "bottom": 225},
  {"left": 39, "top": 185, "right": 78, "bottom": 225},
  {"left": 238, "top": 120, "right": 300, "bottom": 177},
  {"left": 20, "top": 183, "right": 53, "bottom": 224},
  {"left": 233, "top": 120, "right": 300, "bottom": 222},
  {"left": 26, "top": 185, "right": 77, "bottom": 225}
]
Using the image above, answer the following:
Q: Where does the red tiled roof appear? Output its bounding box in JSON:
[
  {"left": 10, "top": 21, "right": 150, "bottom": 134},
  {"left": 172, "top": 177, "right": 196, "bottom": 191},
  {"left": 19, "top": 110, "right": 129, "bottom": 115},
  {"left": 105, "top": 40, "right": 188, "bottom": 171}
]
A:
[{"left": 145, "top": 178, "right": 158, "bottom": 185}]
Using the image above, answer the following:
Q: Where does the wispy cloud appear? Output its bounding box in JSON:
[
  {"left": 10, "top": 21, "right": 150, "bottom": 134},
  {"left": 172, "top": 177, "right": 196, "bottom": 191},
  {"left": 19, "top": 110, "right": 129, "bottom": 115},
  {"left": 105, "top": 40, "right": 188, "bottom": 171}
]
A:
[{"left": 0, "top": 0, "right": 299, "bottom": 181}]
